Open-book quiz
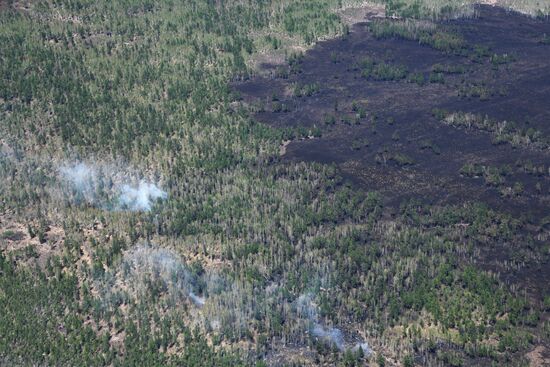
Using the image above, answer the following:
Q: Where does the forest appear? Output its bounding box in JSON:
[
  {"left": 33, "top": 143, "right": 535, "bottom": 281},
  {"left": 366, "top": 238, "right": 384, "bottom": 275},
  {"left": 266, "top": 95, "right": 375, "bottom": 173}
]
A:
[{"left": 1, "top": 0, "right": 549, "bottom": 366}]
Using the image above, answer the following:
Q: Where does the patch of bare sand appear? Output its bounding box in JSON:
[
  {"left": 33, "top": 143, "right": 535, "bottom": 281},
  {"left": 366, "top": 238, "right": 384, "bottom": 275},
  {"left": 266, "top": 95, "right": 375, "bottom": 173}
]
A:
[
  {"left": 476, "top": 0, "right": 500, "bottom": 7},
  {"left": 337, "top": 2, "right": 386, "bottom": 25},
  {"left": 0, "top": 214, "right": 67, "bottom": 266},
  {"left": 247, "top": 44, "right": 307, "bottom": 75},
  {"left": 526, "top": 345, "right": 550, "bottom": 367},
  {"left": 280, "top": 140, "right": 291, "bottom": 156}
]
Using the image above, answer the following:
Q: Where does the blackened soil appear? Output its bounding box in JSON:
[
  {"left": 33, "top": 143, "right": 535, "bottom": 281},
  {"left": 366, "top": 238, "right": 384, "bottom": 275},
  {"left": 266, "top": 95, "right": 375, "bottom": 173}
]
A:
[
  {"left": 234, "top": 6, "right": 550, "bottom": 302},
  {"left": 235, "top": 5, "right": 550, "bottom": 219}
]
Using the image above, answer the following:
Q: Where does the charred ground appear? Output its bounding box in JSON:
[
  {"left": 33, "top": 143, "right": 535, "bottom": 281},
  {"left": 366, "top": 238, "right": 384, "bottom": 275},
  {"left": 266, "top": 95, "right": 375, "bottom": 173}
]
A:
[
  {"left": 235, "top": 6, "right": 550, "bottom": 218},
  {"left": 235, "top": 3, "right": 550, "bottom": 328},
  {"left": 236, "top": 7, "right": 550, "bottom": 216}
]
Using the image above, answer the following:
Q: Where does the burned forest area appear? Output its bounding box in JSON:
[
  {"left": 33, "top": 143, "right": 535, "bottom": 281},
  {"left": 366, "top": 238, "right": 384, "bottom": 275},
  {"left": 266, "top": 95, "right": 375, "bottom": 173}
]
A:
[
  {"left": 234, "top": 5, "right": 550, "bottom": 365},
  {"left": 1, "top": 1, "right": 550, "bottom": 367},
  {"left": 237, "top": 6, "right": 550, "bottom": 218},
  {"left": 236, "top": 5, "right": 550, "bottom": 301}
]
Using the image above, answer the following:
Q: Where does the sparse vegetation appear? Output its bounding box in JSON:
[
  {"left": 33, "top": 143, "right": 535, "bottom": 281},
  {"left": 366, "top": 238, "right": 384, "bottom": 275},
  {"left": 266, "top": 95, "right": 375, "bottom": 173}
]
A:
[
  {"left": 352, "top": 137, "right": 370, "bottom": 150},
  {"left": 359, "top": 56, "right": 408, "bottom": 81},
  {"left": 490, "top": 52, "right": 517, "bottom": 66},
  {"left": 432, "top": 63, "right": 465, "bottom": 74},
  {"left": 432, "top": 109, "right": 550, "bottom": 150},
  {"left": 460, "top": 163, "right": 510, "bottom": 187},
  {"left": 458, "top": 82, "right": 493, "bottom": 100},
  {"left": 390, "top": 152, "right": 415, "bottom": 166},
  {"left": 408, "top": 71, "right": 426, "bottom": 85},
  {"left": 368, "top": 19, "right": 468, "bottom": 54},
  {"left": 419, "top": 139, "right": 441, "bottom": 154},
  {"left": 376, "top": 148, "right": 415, "bottom": 166},
  {"left": 384, "top": 0, "right": 549, "bottom": 19},
  {"left": 429, "top": 71, "right": 445, "bottom": 83},
  {"left": 294, "top": 82, "right": 321, "bottom": 97},
  {"left": 515, "top": 159, "right": 548, "bottom": 177}
]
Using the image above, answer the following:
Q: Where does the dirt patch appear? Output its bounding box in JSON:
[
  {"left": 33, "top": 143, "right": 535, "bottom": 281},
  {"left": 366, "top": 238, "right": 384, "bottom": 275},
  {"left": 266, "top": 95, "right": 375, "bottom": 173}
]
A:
[
  {"left": 0, "top": 215, "right": 65, "bottom": 267},
  {"left": 337, "top": 2, "right": 386, "bottom": 26},
  {"left": 526, "top": 345, "right": 550, "bottom": 367},
  {"left": 247, "top": 44, "right": 308, "bottom": 76}
]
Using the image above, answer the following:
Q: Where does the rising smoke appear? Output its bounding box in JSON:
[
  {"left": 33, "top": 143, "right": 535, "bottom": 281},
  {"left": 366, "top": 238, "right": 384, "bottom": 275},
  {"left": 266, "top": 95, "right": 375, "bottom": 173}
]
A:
[
  {"left": 296, "top": 293, "right": 371, "bottom": 354},
  {"left": 188, "top": 291, "right": 206, "bottom": 307},
  {"left": 59, "top": 162, "right": 97, "bottom": 203},
  {"left": 59, "top": 162, "right": 167, "bottom": 211},
  {"left": 118, "top": 182, "right": 168, "bottom": 211},
  {"left": 312, "top": 323, "right": 345, "bottom": 351},
  {"left": 96, "top": 244, "right": 371, "bottom": 357},
  {"left": 103, "top": 244, "right": 206, "bottom": 308}
]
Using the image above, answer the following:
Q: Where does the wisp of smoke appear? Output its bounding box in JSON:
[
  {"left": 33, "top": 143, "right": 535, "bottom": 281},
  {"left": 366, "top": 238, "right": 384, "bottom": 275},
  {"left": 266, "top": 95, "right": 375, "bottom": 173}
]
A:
[
  {"left": 188, "top": 291, "right": 206, "bottom": 307},
  {"left": 118, "top": 182, "right": 167, "bottom": 211},
  {"left": 60, "top": 162, "right": 96, "bottom": 189},
  {"left": 60, "top": 162, "right": 97, "bottom": 202},
  {"left": 353, "top": 342, "right": 372, "bottom": 355},
  {"left": 59, "top": 162, "right": 167, "bottom": 211},
  {"left": 296, "top": 293, "right": 318, "bottom": 319},
  {"left": 296, "top": 293, "right": 372, "bottom": 354},
  {"left": 312, "top": 324, "right": 345, "bottom": 350},
  {"left": 297, "top": 294, "right": 345, "bottom": 349},
  {"left": 104, "top": 244, "right": 206, "bottom": 308}
]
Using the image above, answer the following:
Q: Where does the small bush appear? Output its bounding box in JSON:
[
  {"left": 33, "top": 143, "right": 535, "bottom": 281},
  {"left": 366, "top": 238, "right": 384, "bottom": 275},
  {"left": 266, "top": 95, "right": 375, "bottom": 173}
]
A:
[
  {"left": 429, "top": 72, "right": 445, "bottom": 84},
  {"left": 390, "top": 153, "right": 415, "bottom": 166},
  {"left": 360, "top": 57, "right": 408, "bottom": 81}
]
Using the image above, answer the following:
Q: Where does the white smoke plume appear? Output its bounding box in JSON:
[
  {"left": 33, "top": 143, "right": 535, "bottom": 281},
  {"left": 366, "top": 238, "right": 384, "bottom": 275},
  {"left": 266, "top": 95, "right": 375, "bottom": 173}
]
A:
[
  {"left": 60, "top": 162, "right": 96, "bottom": 189},
  {"left": 296, "top": 293, "right": 371, "bottom": 354},
  {"left": 352, "top": 342, "right": 372, "bottom": 355},
  {"left": 99, "top": 244, "right": 206, "bottom": 308},
  {"left": 118, "top": 182, "right": 168, "bottom": 211},
  {"left": 59, "top": 162, "right": 98, "bottom": 203},
  {"left": 188, "top": 291, "right": 206, "bottom": 307},
  {"left": 312, "top": 324, "right": 345, "bottom": 350},
  {"left": 59, "top": 162, "right": 167, "bottom": 211}
]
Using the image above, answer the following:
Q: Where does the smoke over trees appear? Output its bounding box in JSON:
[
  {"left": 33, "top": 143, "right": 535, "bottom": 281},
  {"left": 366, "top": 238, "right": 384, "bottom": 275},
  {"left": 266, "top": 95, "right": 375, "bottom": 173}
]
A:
[{"left": 60, "top": 162, "right": 167, "bottom": 211}]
